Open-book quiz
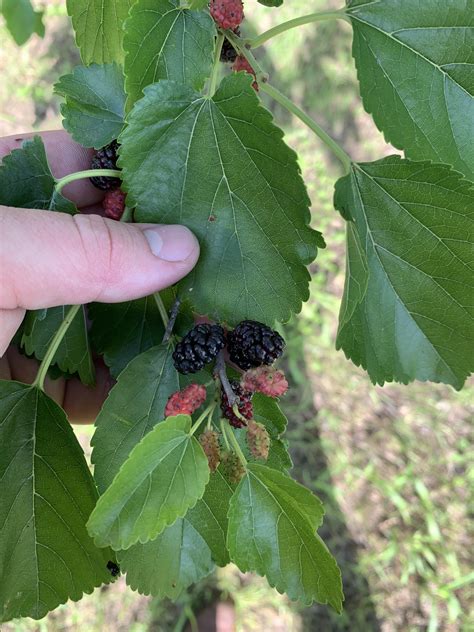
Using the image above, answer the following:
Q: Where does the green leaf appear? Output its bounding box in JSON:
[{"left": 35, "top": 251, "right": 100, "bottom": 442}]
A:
[
  {"left": 2, "top": 0, "right": 44, "bottom": 46},
  {"left": 348, "top": 0, "right": 474, "bottom": 181},
  {"left": 227, "top": 464, "right": 343, "bottom": 610},
  {"left": 87, "top": 415, "right": 210, "bottom": 550},
  {"left": 185, "top": 466, "right": 233, "bottom": 566},
  {"left": 124, "top": 0, "right": 215, "bottom": 107},
  {"left": 0, "top": 382, "right": 112, "bottom": 623},
  {"left": 257, "top": 0, "right": 284, "bottom": 6},
  {"left": 334, "top": 156, "right": 474, "bottom": 389},
  {"left": 89, "top": 298, "right": 165, "bottom": 378},
  {"left": 187, "top": 0, "right": 208, "bottom": 9},
  {"left": 67, "top": 0, "right": 136, "bottom": 65},
  {"left": 22, "top": 306, "right": 95, "bottom": 386},
  {"left": 119, "top": 467, "right": 233, "bottom": 597},
  {"left": 92, "top": 344, "right": 179, "bottom": 492},
  {"left": 0, "top": 136, "right": 75, "bottom": 213},
  {"left": 55, "top": 63, "right": 126, "bottom": 149},
  {"left": 119, "top": 518, "right": 214, "bottom": 598},
  {"left": 252, "top": 393, "right": 288, "bottom": 437},
  {"left": 121, "top": 75, "right": 322, "bottom": 324}
]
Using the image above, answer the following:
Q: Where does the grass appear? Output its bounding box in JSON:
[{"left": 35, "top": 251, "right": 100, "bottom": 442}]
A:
[{"left": 1, "top": 1, "right": 473, "bottom": 630}]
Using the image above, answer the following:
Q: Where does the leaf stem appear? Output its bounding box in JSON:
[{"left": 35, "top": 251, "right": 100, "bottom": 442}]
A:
[
  {"left": 208, "top": 32, "right": 225, "bottom": 97},
  {"left": 261, "top": 82, "right": 352, "bottom": 174},
  {"left": 162, "top": 297, "right": 181, "bottom": 344},
  {"left": 32, "top": 305, "right": 81, "bottom": 391},
  {"left": 55, "top": 169, "right": 122, "bottom": 196},
  {"left": 225, "top": 30, "right": 268, "bottom": 84},
  {"left": 153, "top": 292, "right": 170, "bottom": 330},
  {"left": 220, "top": 419, "right": 230, "bottom": 450},
  {"left": 189, "top": 403, "right": 216, "bottom": 436},
  {"left": 224, "top": 423, "right": 248, "bottom": 467},
  {"left": 215, "top": 350, "right": 237, "bottom": 406},
  {"left": 249, "top": 9, "right": 349, "bottom": 49}
]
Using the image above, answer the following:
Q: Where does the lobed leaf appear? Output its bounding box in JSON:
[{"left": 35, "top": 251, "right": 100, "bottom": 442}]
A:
[
  {"left": 87, "top": 415, "right": 210, "bottom": 550},
  {"left": 335, "top": 155, "right": 474, "bottom": 389},
  {"left": 227, "top": 464, "right": 342, "bottom": 610},
  {"left": 0, "top": 382, "right": 112, "bottom": 623},
  {"left": 120, "top": 75, "right": 322, "bottom": 325},
  {"left": 348, "top": 0, "right": 474, "bottom": 181}
]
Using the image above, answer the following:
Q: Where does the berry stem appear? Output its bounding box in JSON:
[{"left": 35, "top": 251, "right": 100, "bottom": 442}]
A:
[
  {"left": 224, "top": 423, "right": 248, "bottom": 467},
  {"left": 208, "top": 32, "right": 225, "bottom": 97},
  {"left": 261, "top": 82, "right": 352, "bottom": 174},
  {"left": 54, "top": 169, "right": 122, "bottom": 197},
  {"left": 120, "top": 206, "right": 134, "bottom": 223},
  {"left": 215, "top": 350, "right": 237, "bottom": 406},
  {"left": 162, "top": 297, "right": 181, "bottom": 344},
  {"left": 153, "top": 292, "right": 170, "bottom": 330},
  {"left": 224, "top": 30, "right": 268, "bottom": 84},
  {"left": 248, "top": 9, "right": 349, "bottom": 49},
  {"left": 32, "top": 305, "right": 81, "bottom": 391},
  {"left": 220, "top": 419, "right": 230, "bottom": 450},
  {"left": 189, "top": 402, "right": 217, "bottom": 436}
]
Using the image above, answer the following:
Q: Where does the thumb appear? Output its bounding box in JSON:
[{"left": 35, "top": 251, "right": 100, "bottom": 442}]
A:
[{"left": 0, "top": 207, "right": 200, "bottom": 310}]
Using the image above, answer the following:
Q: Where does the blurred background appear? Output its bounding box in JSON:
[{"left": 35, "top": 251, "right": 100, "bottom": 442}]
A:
[{"left": 1, "top": 1, "right": 473, "bottom": 630}]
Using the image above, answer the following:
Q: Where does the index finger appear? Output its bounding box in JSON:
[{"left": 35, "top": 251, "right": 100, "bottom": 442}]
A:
[{"left": 0, "top": 130, "right": 105, "bottom": 208}]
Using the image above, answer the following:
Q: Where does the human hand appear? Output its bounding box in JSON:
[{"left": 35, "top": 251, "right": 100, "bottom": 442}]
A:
[{"left": 0, "top": 130, "right": 200, "bottom": 422}]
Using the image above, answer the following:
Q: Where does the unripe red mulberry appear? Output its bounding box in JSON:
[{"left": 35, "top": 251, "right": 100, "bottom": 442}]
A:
[
  {"left": 199, "top": 430, "right": 221, "bottom": 472},
  {"left": 103, "top": 188, "right": 126, "bottom": 221},
  {"left": 242, "top": 366, "right": 289, "bottom": 398},
  {"left": 165, "top": 384, "right": 207, "bottom": 417},
  {"left": 247, "top": 420, "right": 270, "bottom": 461}
]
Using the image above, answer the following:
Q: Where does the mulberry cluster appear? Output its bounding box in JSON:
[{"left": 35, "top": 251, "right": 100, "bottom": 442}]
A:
[
  {"left": 220, "top": 28, "right": 240, "bottom": 63},
  {"left": 210, "top": 0, "right": 244, "bottom": 30},
  {"left": 165, "top": 384, "right": 207, "bottom": 417},
  {"left": 90, "top": 140, "right": 121, "bottom": 191}
]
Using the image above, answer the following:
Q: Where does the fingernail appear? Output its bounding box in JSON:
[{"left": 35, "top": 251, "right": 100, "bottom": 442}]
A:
[{"left": 143, "top": 225, "right": 198, "bottom": 262}]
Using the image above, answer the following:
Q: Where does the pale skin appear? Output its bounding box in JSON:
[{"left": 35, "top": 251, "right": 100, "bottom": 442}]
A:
[{"left": 0, "top": 130, "right": 200, "bottom": 423}]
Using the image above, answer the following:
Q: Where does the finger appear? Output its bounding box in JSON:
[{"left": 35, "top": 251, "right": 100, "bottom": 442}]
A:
[
  {"left": 6, "top": 345, "right": 66, "bottom": 406},
  {"left": 0, "top": 130, "right": 104, "bottom": 208},
  {"left": 1, "top": 207, "right": 200, "bottom": 310},
  {"left": 5, "top": 346, "right": 110, "bottom": 423},
  {"left": 0, "top": 308, "right": 25, "bottom": 357},
  {"left": 62, "top": 363, "right": 113, "bottom": 424}
]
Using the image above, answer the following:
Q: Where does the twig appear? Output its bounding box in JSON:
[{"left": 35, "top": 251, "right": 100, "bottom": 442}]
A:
[
  {"left": 214, "top": 350, "right": 237, "bottom": 406},
  {"left": 162, "top": 296, "right": 182, "bottom": 344}
]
